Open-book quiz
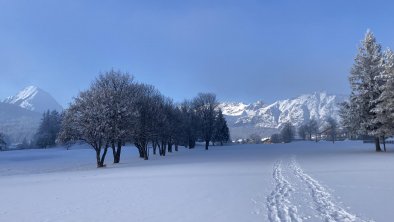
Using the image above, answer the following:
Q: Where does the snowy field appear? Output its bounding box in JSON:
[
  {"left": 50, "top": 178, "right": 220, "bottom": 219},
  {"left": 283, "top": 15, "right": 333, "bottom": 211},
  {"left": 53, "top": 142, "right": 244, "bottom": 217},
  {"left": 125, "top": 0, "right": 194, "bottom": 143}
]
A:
[{"left": 0, "top": 141, "right": 393, "bottom": 222}]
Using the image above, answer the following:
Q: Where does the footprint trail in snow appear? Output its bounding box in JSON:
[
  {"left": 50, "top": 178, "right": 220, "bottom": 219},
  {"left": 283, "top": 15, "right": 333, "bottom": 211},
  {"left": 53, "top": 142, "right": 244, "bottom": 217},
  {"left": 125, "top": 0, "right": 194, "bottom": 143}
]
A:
[
  {"left": 290, "top": 158, "right": 371, "bottom": 222},
  {"left": 266, "top": 161, "right": 303, "bottom": 222}
]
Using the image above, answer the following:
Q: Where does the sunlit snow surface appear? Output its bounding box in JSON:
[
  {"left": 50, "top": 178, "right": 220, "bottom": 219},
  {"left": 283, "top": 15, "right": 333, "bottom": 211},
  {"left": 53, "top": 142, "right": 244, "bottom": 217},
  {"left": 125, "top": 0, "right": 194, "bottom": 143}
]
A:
[{"left": 0, "top": 141, "right": 391, "bottom": 222}]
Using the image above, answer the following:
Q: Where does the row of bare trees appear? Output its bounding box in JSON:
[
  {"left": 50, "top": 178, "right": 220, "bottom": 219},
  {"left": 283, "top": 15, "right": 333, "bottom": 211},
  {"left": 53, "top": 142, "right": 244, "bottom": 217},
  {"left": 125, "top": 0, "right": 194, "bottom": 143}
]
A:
[{"left": 58, "top": 70, "right": 229, "bottom": 167}]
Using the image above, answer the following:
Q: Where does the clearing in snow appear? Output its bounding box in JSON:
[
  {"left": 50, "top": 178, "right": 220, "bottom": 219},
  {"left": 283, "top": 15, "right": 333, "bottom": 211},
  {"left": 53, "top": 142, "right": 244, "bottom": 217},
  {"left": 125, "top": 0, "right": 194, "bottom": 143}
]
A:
[{"left": 0, "top": 141, "right": 392, "bottom": 222}]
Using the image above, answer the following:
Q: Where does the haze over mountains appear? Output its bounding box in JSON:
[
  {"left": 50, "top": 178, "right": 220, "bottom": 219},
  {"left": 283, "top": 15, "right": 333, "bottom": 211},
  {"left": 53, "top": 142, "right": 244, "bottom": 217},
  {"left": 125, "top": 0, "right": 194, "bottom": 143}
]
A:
[
  {"left": 0, "top": 86, "right": 344, "bottom": 143},
  {"left": 0, "top": 86, "right": 63, "bottom": 143}
]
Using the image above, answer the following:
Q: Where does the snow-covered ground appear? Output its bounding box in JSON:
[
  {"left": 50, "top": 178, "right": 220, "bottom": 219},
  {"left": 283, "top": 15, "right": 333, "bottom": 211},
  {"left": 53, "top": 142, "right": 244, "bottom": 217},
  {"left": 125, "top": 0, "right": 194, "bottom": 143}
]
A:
[{"left": 0, "top": 141, "right": 393, "bottom": 222}]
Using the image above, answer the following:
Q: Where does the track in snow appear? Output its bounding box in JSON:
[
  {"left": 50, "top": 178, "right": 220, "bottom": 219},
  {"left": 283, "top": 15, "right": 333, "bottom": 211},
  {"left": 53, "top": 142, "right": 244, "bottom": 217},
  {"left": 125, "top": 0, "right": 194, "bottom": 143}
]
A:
[
  {"left": 266, "top": 161, "right": 303, "bottom": 222},
  {"left": 290, "top": 158, "right": 370, "bottom": 222}
]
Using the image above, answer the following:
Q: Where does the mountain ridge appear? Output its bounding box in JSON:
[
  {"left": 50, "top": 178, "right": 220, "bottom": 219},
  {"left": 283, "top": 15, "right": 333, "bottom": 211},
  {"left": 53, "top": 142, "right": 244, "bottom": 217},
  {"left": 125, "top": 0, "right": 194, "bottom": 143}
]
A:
[{"left": 219, "top": 92, "right": 346, "bottom": 139}]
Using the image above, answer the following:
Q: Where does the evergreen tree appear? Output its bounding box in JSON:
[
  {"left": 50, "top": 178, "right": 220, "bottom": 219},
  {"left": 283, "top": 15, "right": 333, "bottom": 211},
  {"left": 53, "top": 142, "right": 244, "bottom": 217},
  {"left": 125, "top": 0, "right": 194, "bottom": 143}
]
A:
[
  {"left": 347, "top": 30, "right": 384, "bottom": 152},
  {"left": 213, "top": 109, "right": 230, "bottom": 146},
  {"left": 369, "top": 49, "right": 394, "bottom": 151},
  {"left": 338, "top": 99, "right": 360, "bottom": 139},
  {"left": 35, "top": 110, "right": 62, "bottom": 148}
]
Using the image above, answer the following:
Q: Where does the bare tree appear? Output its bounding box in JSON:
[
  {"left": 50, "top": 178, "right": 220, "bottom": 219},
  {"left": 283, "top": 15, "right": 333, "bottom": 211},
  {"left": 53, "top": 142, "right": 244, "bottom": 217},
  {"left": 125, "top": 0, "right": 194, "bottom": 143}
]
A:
[
  {"left": 270, "top": 134, "right": 281, "bottom": 144},
  {"left": 193, "top": 93, "right": 219, "bottom": 150},
  {"left": 306, "top": 119, "right": 319, "bottom": 141},
  {"left": 325, "top": 117, "right": 338, "bottom": 143},
  {"left": 297, "top": 124, "right": 307, "bottom": 140},
  {"left": 280, "top": 122, "right": 295, "bottom": 143},
  {"left": 94, "top": 70, "right": 138, "bottom": 163},
  {"left": 59, "top": 88, "right": 110, "bottom": 167}
]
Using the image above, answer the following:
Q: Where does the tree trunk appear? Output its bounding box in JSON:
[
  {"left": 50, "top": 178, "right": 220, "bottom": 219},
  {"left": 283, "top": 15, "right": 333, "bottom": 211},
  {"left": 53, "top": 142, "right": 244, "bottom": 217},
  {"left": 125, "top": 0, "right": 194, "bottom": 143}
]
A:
[
  {"left": 332, "top": 134, "right": 335, "bottom": 144},
  {"left": 99, "top": 146, "right": 108, "bottom": 167},
  {"left": 111, "top": 141, "right": 116, "bottom": 163},
  {"left": 160, "top": 141, "right": 166, "bottom": 156},
  {"left": 95, "top": 148, "right": 102, "bottom": 168},
  {"left": 220, "top": 141, "right": 223, "bottom": 146},
  {"left": 153, "top": 142, "right": 157, "bottom": 155},
  {"left": 157, "top": 142, "right": 162, "bottom": 156},
  {"left": 168, "top": 142, "right": 172, "bottom": 153},
  {"left": 383, "top": 136, "right": 386, "bottom": 152},
  {"left": 188, "top": 138, "right": 195, "bottom": 149},
  {"left": 375, "top": 137, "right": 382, "bottom": 152},
  {"left": 205, "top": 140, "right": 209, "bottom": 150},
  {"left": 162, "top": 142, "right": 166, "bottom": 156},
  {"left": 144, "top": 144, "right": 149, "bottom": 160},
  {"left": 135, "top": 143, "right": 144, "bottom": 158},
  {"left": 175, "top": 144, "right": 178, "bottom": 152},
  {"left": 114, "top": 141, "right": 122, "bottom": 163}
]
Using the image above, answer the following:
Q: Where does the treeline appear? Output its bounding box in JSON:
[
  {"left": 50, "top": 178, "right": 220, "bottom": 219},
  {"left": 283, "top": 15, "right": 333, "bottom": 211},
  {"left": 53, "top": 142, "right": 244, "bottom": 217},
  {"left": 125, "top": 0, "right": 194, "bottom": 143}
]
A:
[
  {"left": 35, "top": 110, "right": 62, "bottom": 148},
  {"left": 340, "top": 30, "right": 394, "bottom": 152},
  {"left": 268, "top": 117, "right": 339, "bottom": 144},
  {"left": 270, "top": 122, "right": 295, "bottom": 143},
  {"left": 57, "top": 70, "right": 230, "bottom": 167},
  {"left": 0, "top": 110, "right": 63, "bottom": 150}
]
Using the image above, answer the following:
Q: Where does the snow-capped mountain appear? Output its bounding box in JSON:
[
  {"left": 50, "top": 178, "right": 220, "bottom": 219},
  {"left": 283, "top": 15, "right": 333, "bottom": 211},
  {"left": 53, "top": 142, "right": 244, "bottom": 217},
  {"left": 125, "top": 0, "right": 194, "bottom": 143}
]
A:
[
  {"left": 3, "top": 86, "right": 63, "bottom": 113},
  {"left": 220, "top": 92, "right": 346, "bottom": 139},
  {"left": 1, "top": 86, "right": 63, "bottom": 143}
]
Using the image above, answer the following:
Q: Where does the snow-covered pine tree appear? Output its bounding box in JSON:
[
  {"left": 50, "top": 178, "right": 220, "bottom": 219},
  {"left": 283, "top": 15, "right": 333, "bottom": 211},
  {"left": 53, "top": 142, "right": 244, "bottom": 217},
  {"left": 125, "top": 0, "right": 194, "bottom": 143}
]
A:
[
  {"left": 35, "top": 110, "right": 62, "bottom": 148},
  {"left": 372, "top": 49, "right": 394, "bottom": 151},
  {"left": 348, "top": 30, "right": 384, "bottom": 152}
]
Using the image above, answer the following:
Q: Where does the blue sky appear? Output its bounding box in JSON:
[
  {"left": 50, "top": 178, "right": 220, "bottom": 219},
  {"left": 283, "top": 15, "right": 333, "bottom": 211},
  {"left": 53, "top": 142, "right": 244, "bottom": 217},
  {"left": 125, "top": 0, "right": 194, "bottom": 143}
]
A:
[{"left": 1, "top": 0, "right": 394, "bottom": 107}]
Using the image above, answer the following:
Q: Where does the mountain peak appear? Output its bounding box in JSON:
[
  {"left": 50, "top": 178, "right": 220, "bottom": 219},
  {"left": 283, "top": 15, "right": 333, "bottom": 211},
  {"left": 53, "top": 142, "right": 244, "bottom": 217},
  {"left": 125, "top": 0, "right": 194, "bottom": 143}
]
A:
[
  {"left": 3, "top": 86, "right": 63, "bottom": 113},
  {"left": 7, "top": 85, "right": 39, "bottom": 101}
]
